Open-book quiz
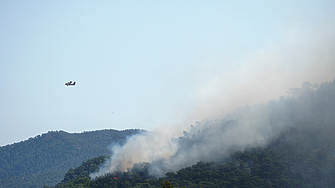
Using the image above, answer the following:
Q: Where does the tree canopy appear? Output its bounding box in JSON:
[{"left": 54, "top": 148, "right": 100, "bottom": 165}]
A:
[{"left": 0, "top": 129, "right": 145, "bottom": 187}]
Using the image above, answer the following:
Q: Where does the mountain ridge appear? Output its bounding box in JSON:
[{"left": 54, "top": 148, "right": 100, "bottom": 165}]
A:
[{"left": 0, "top": 128, "right": 145, "bottom": 187}]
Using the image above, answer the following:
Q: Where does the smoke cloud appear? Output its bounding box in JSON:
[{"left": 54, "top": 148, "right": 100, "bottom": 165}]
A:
[
  {"left": 90, "top": 131, "right": 179, "bottom": 177},
  {"left": 90, "top": 10, "right": 335, "bottom": 179},
  {"left": 91, "top": 78, "right": 335, "bottom": 179}
]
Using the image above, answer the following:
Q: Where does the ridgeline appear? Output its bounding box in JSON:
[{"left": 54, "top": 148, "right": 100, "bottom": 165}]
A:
[{"left": 0, "top": 129, "right": 145, "bottom": 188}]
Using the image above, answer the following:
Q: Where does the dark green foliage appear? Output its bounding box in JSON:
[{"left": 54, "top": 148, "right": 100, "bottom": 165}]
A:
[
  {"left": 60, "top": 155, "right": 107, "bottom": 185},
  {"left": 0, "top": 129, "right": 144, "bottom": 187},
  {"left": 52, "top": 121, "right": 335, "bottom": 188},
  {"left": 0, "top": 169, "right": 65, "bottom": 188},
  {"left": 52, "top": 156, "right": 107, "bottom": 188},
  {"left": 161, "top": 180, "right": 186, "bottom": 188}
]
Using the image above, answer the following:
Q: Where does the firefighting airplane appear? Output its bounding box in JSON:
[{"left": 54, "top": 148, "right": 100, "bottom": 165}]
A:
[{"left": 65, "top": 81, "right": 76, "bottom": 86}]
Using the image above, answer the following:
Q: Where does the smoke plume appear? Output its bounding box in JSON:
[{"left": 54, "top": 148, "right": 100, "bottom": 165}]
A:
[
  {"left": 90, "top": 13, "right": 335, "bottom": 179},
  {"left": 90, "top": 78, "right": 335, "bottom": 179}
]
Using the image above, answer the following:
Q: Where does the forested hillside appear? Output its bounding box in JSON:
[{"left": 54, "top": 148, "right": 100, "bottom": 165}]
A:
[
  {"left": 51, "top": 121, "right": 335, "bottom": 188},
  {"left": 50, "top": 79, "right": 335, "bottom": 187},
  {"left": 0, "top": 129, "right": 145, "bottom": 188}
]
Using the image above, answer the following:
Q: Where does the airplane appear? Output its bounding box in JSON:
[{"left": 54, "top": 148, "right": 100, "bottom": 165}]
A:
[{"left": 65, "top": 81, "right": 76, "bottom": 86}]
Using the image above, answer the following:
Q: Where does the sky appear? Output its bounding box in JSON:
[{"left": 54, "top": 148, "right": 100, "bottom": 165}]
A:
[{"left": 1, "top": 1, "right": 335, "bottom": 146}]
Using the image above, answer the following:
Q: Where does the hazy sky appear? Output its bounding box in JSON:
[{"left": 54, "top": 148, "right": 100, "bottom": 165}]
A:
[{"left": 1, "top": 1, "right": 334, "bottom": 146}]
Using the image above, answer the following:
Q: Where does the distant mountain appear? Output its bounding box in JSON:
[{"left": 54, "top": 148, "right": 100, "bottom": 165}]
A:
[{"left": 0, "top": 129, "right": 145, "bottom": 188}]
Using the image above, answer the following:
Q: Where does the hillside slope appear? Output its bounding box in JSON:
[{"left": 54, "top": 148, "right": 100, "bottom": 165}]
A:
[
  {"left": 0, "top": 129, "right": 145, "bottom": 188},
  {"left": 51, "top": 79, "right": 335, "bottom": 187},
  {"left": 51, "top": 120, "right": 335, "bottom": 188}
]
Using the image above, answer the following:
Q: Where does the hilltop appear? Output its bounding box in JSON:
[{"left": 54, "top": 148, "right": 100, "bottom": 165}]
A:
[{"left": 0, "top": 129, "right": 145, "bottom": 188}]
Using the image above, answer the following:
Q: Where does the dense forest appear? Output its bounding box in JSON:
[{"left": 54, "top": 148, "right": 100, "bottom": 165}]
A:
[
  {"left": 48, "top": 79, "right": 335, "bottom": 187},
  {"left": 0, "top": 129, "right": 145, "bottom": 188},
  {"left": 49, "top": 120, "right": 335, "bottom": 188}
]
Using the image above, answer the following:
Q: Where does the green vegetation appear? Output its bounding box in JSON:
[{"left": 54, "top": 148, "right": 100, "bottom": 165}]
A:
[
  {"left": 0, "top": 129, "right": 144, "bottom": 188},
  {"left": 50, "top": 121, "right": 335, "bottom": 188},
  {"left": 3, "top": 79, "right": 334, "bottom": 187}
]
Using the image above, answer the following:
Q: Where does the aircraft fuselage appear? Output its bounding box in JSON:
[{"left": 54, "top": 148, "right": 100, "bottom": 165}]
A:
[{"left": 65, "top": 81, "right": 76, "bottom": 86}]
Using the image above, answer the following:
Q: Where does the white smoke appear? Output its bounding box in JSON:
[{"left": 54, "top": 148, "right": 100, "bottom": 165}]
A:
[
  {"left": 90, "top": 131, "right": 178, "bottom": 178},
  {"left": 90, "top": 5, "right": 335, "bottom": 179},
  {"left": 90, "top": 77, "right": 335, "bottom": 179}
]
